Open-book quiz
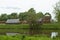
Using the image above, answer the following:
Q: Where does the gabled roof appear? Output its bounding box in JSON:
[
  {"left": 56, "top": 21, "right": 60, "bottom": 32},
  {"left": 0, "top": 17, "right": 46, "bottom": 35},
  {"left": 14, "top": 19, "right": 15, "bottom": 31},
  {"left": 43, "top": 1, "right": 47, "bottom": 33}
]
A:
[
  {"left": 45, "top": 14, "right": 50, "bottom": 16},
  {"left": 6, "top": 19, "right": 20, "bottom": 24}
]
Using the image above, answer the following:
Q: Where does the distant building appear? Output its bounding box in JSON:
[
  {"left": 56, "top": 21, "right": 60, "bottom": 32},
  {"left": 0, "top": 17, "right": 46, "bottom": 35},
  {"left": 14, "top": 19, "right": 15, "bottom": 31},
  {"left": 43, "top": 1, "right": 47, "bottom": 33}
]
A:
[
  {"left": 6, "top": 19, "right": 20, "bottom": 24},
  {"left": 37, "top": 14, "right": 51, "bottom": 23},
  {"left": 43, "top": 14, "right": 51, "bottom": 23}
]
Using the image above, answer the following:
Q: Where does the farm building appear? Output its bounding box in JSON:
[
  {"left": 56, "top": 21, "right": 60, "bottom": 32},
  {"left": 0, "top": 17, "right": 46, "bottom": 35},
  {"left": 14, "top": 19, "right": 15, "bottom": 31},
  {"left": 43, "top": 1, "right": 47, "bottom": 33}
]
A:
[
  {"left": 6, "top": 19, "right": 20, "bottom": 24},
  {"left": 43, "top": 14, "right": 51, "bottom": 23},
  {"left": 37, "top": 16, "right": 51, "bottom": 23}
]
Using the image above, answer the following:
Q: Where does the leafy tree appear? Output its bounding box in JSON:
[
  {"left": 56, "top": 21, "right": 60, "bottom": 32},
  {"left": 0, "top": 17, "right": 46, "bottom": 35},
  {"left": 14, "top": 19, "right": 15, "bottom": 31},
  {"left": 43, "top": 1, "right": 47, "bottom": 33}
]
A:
[
  {"left": 8, "top": 13, "right": 18, "bottom": 19},
  {"left": 45, "top": 12, "right": 51, "bottom": 15},
  {"left": 27, "top": 8, "right": 42, "bottom": 35},
  {"left": 19, "top": 12, "right": 24, "bottom": 21},
  {"left": 7, "top": 15, "right": 11, "bottom": 19},
  {"left": 36, "top": 12, "right": 44, "bottom": 19},
  {"left": 19, "top": 12, "right": 27, "bottom": 21},
  {"left": 0, "top": 14, "right": 8, "bottom": 21},
  {"left": 54, "top": 1, "right": 60, "bottom": 22},
  {"left": 26, "top": 8, "right": 37, "bottom": 21}
]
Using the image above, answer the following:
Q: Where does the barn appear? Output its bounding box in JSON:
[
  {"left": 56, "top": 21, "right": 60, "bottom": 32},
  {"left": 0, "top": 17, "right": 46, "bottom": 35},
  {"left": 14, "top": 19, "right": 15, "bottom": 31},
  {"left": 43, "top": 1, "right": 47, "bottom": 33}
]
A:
[
  {"left": 6, "top": 19, "right": 20, "bottom": 24},
  {"left": 43, "top": 14, "right": 51, "bottom": 23}
]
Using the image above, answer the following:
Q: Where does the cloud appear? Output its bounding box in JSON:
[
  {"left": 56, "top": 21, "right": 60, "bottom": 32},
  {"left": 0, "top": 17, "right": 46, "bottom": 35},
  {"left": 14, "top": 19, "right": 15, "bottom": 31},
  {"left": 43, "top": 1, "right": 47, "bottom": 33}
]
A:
[
  {"left": 0, "top": 0, "right": 59, "bottom": 14},
  {"left": 0, "top": 7, "right": 20, "bottom": 9}
]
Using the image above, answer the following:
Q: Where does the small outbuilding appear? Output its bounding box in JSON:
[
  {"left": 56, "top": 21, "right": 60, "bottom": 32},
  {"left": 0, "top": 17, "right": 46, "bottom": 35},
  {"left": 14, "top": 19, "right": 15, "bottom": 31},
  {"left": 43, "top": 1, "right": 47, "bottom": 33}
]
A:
[{"left": 6, "top": 19, "right": 20, "bottom": 24}]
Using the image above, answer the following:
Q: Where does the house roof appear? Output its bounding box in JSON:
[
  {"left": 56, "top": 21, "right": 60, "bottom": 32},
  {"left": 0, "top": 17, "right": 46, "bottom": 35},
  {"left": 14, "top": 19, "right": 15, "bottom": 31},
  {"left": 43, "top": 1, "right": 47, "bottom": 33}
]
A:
[
  {"left": 45, "top": 14, "right": 50, "bottom": 16},
  {"left": 6, "top": 19, "right": 20, "bottom": 23}
]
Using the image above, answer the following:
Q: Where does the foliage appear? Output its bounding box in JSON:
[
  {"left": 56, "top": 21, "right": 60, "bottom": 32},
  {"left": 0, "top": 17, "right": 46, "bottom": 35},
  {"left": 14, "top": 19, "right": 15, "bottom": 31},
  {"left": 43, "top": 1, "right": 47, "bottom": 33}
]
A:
[
  {"left": 9, "top": 13, "right": 18, "bottom": 19},
  {"left": 26, "top": 8, "right": 42, "bottom": 35},
  {"left": 0, "top": 14, "right": 8, "bottom": 21},
  {"left": 54, "top": 1, "right": 60, "bottom": 22},
  {"left": 26, "top": 8, "right": 36, "bottom": 21},
  {"left": 36, "top": 12, "right": 44, "bottom": 19},
  {"left": 19, "top": 12, "right": 28, "bottom": 21}
]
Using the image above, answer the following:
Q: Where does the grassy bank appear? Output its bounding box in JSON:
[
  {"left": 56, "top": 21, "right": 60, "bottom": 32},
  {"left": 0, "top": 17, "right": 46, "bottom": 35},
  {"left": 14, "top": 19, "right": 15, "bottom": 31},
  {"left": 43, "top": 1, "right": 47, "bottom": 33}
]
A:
[
  {"left": 0, "top": 23, "right": 60, "bottom": 29},
  {"left": 0, "top": 24, "right": 29, "bottom": 34},
  {"left": 0, "top": 23, "right": 60, "bottom": 34},
  {"left": 0, "top": 34, "right": 60, "bottom": 40}
]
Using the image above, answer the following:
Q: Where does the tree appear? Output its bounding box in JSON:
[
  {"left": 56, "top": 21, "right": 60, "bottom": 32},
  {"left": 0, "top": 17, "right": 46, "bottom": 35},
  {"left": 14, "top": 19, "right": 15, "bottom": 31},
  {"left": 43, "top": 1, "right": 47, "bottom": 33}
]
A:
[
  {"left": 54, "top": 1, "right": 60, "bottom": 22},
  {"left": 19, "top": 12, "right": 27, "bottom": 21},
  {"left": 0, "top": 14, "right": 8, "bottom": 21},
  {"left": 8, "top": 13, "right": 18, "bottom": 19},
  {"left": 36, "top": 12, "right": 44, "bottom": 19},
  {"left": 26, "top": 8, "right": 36, "bottom": 22},
  {"left": 27, "top": 8, "right": 42, "bottom": 35},
  {"left": 7, "top": 15, "right": 11, "bottom": 19},
  {"left": 19, "top": 12, "right": 24, "bottom": 21}
]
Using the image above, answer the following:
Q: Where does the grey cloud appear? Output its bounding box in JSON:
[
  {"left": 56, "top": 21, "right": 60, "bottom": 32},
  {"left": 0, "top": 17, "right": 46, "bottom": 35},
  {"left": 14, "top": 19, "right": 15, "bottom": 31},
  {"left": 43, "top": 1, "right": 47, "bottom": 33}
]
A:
[{"left": 0, "top": 7, "right": 20, "bottom": 10}]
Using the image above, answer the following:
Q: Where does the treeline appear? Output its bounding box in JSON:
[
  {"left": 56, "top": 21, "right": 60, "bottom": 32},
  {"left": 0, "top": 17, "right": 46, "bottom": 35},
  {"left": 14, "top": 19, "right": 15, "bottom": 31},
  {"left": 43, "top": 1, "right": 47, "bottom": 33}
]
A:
[{"left": 0, "top": 8, "right": 51, "bottom": 21}]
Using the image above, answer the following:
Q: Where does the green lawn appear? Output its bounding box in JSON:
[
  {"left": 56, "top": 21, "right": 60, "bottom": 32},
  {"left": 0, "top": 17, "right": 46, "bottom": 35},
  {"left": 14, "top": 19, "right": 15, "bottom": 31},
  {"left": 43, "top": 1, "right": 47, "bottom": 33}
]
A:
[
  {"left": 0, "top": 24, "right": 29, "bottom": 28},
  {"left": 0, "top": 23, "right": 60, "bottom": 29},
  {"left": 0, "top": 24, "right": 29, "bottom": 33},
  {"left": 0, "top": 34, "right": 60, "bottom": 40},
  {"left": 0, "top": 23, "right": 60, "bottom": 34}
]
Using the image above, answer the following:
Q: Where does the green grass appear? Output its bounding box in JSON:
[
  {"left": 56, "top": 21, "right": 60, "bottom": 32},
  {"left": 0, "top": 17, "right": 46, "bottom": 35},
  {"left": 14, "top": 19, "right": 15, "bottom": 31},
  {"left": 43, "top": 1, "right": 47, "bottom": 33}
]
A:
[
  {"left": 0, "top": 24, "right": 29, "bottom": 28},
  {"left": 0, "top": 35, "right": 60, "bottom": 40},
  {"left": 0, "top": 23, "right": 60, "bottom": 29},
  {"left": 0, "top": 23, "right": 60, "bottom": 34},
  {"left": 0, "top": 24, "right": 29, "bottom": 33},
  {"left": 0, "top": 23, "right": 60, "bottom": 40},
  {"left": 42, "top": 23, "right": 60, "bottom": 28}
]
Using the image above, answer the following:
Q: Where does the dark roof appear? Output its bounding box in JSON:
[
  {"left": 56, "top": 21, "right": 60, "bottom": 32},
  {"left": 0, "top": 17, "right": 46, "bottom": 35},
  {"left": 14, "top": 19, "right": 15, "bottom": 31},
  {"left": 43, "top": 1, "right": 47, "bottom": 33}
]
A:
[{"left": 6, "top": 19, "right": 20, "bottom": 24}]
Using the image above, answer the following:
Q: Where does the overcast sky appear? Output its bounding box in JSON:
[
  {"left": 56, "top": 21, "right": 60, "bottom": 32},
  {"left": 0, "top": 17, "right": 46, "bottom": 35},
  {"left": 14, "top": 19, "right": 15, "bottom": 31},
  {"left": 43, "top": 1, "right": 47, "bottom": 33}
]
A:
[{"left": 0, "top": 0, "right": 59, "bottom": 19}]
